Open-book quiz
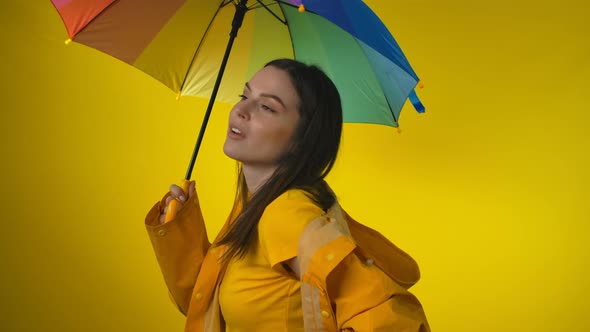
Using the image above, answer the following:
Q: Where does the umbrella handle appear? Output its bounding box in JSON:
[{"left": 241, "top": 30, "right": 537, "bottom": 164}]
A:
[{"left": 164, "top": 180, "right": 191, "bottom": 223}]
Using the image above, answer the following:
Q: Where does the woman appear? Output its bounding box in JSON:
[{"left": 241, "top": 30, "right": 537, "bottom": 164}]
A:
[{"left": 145, "top": 59, "right": 430, "bottom": 331}]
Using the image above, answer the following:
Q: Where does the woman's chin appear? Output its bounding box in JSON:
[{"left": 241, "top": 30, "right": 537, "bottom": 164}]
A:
[{"left": 223, "top": 145, "right": 241, "bottom": 162}]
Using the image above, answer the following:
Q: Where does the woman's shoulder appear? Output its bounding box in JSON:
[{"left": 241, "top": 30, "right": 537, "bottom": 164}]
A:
[
  {"left": 260, "top": 189, "right": 325, "bottom": 229},
  {"left": 258, "top": 189, "right": 326, "bottom": 267},
  {"left": 264, "top": 189, "right": 323, "bottom": 214}
]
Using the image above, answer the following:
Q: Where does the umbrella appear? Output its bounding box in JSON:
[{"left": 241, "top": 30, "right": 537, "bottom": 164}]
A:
[{"left": 51, "top": 0, "right": 425, "bottom": 219}]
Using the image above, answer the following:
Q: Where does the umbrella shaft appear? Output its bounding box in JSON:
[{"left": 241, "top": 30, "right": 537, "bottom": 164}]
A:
[
  {"left": 185, "top": 0, "right": 249, "bottom": 180},
  {"left": 231, "top": 0, "right": 248, "bottom": 37}
]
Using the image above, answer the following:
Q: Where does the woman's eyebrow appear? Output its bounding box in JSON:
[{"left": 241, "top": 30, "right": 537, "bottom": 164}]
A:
[{"left": 245, "top": 82, "right": 286, "bottom": 109}]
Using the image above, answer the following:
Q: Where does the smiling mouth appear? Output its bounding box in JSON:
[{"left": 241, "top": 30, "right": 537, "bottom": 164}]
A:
[{"left": 231, "top": 127, "right": 242, "bottom": 134}]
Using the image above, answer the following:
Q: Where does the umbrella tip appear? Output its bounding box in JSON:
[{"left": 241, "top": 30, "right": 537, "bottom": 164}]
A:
[
  {"left": 397, "top": 127, "right": 402, "bottom": 134},
  {"left": 418, "top": 81, "right": 424, "bottom": 89},
  {"left": 176, "top": 91, "right": 182, "bottom": 101},
  {"left": 298, "top": 4, "right": 305, "bottom": 12},
  {"left": 65, "top": 38, "right": 72, "bottom": 45}
]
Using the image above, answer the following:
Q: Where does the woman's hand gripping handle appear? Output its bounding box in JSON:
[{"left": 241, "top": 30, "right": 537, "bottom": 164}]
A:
[{"left": 160, "top": 180, "right": 195, "bottom": 224}]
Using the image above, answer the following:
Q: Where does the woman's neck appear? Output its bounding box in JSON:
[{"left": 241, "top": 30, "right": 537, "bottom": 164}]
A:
[{"left": 241, "top": 163, "right": 278, "bottom": 194}]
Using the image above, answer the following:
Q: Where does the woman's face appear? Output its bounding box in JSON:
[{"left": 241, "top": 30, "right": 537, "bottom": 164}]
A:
[{"left": 223, "top": 66, "right": 300, "bottom": 168}]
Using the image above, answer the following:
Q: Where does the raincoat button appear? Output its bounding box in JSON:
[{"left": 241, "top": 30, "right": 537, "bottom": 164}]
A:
[
  {"left": 195, "top": 292, "right": 203, "bottom": 300},
  {"left": 157, "top": 229, "right": 167, "bottom": 237},
  {"left": 325, "top": 253, "right": 334, "bottom": 261},
  {"left": 365, "top": 258, "right": 374, "bottom": 266},
  {"left": 321, "top": 310, "right": 330, "bottom": 318}
]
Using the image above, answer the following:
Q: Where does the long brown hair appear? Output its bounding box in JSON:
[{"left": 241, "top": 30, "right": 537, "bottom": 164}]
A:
[{"left": 216, "top": 59, "right": 343, "bottom": 262}]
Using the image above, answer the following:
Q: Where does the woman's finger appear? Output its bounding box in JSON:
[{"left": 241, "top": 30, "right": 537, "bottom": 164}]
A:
[
  {"left": 188, "top": 180, "right": 196, "bottom": 198},
  {"left": 165, "top": 194, "right": 175, "bottom": 206},
  {"left": 169, "top": 184, "right": 187, "bottom": 201}
]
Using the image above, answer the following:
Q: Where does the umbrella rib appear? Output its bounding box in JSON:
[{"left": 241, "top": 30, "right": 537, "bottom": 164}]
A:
[
  {"left": 248, "top": 3, "right": 275, "bottom": 10},
  {"left": 275, "top": 1, "right": 296, "bottom": 59},
  {"left": 177, "top": 0, "right": 227, "bottom": 95},
  {"left": 350, "top": 36, "right": 400, "bottom": 124},
  {"left": 275, "top": 0, "right": 326, "bottom": 61},
  {"left": 254, "top": 0, "right": 287, "bottom": 25},
  {"left": 248, "top": 0, "right": 276, "bottom": 9}
]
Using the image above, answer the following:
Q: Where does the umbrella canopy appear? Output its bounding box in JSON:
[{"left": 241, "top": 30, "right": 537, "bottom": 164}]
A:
[{"left": 51, "top": 0, "right": 424, "bottom": 128}]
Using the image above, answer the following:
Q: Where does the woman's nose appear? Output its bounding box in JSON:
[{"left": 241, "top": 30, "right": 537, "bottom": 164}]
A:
[{"left": 233, "top": 102, "right": 250, "bottom": 120}]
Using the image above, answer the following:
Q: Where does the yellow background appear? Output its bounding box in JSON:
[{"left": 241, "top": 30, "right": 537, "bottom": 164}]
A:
[{"left": 2, "top": 1, "right": 588, "bottom": 331}]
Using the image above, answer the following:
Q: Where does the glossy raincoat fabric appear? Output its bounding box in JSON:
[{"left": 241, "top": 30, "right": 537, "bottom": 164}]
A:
[{"left": 145, "top": 189, "right": 430, "bottom": 331}]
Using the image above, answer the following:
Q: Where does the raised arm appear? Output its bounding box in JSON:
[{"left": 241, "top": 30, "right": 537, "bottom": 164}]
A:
[{"left": 145, "top": 181, "right": 211, "bottom": 314}]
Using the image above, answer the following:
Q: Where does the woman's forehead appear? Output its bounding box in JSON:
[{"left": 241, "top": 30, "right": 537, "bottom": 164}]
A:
[
  {"left": 248, "top": 67, "right": 291, "bottom": 92},
  {"left": 247, "top": 66, "right": 299, "bottom": 108}
]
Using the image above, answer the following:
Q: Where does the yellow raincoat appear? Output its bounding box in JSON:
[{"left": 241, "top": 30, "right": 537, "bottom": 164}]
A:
[{"left": 145, "top": 189, "right": 430, "bottom": 331}]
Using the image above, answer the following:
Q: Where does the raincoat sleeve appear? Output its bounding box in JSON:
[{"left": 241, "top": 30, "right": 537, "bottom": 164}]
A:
[
  {"left": 145, "top": 189, "right": 211, "bottom": 315},
  {"left": 258, "top": 190, "right": 324, "bottom": 271},
  {"left": 328, "top": 253, "right": 430, "bottom": 331}
]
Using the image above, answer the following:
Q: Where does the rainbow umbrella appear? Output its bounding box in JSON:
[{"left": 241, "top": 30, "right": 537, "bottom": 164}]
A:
[{"left": 51, "top": 0, "right": 425, "bottom": 209}]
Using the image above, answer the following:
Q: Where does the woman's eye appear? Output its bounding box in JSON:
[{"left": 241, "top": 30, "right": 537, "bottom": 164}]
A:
[
  {"left": 261, "top": 104, "right": 275, "bottom": 113},
  {"left": 238, "top": 94, "right": 247, "bottom": 100}
]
